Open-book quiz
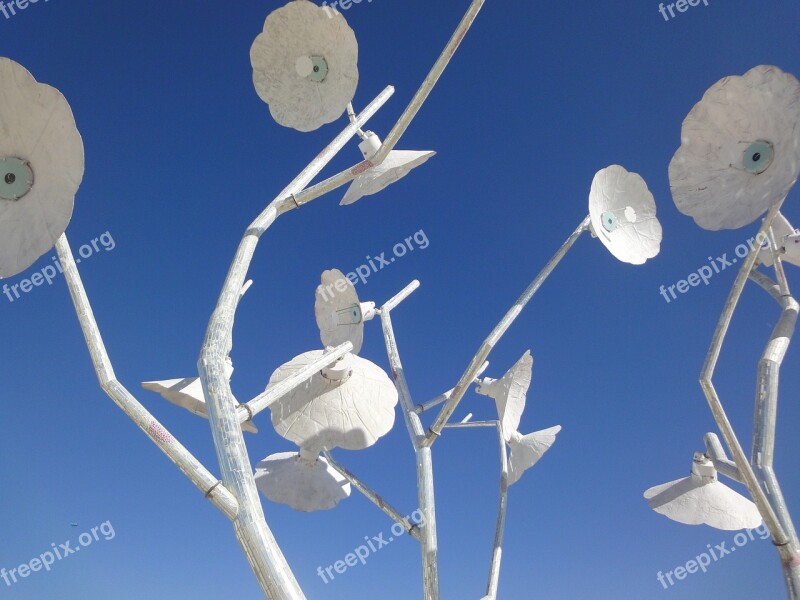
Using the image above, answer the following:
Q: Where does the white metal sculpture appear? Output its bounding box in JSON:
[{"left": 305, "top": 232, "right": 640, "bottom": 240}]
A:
[
  {"left": 646, "top": 64, "right": 800, "bottom": 600},
  {"left": 1, "top": 1, "right": 674, "bottom": 598}
]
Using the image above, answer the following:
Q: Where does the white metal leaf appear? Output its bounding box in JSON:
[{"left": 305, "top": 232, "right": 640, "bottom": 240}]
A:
[
  {"left": 644, "top": 472, "right": 763, "bottom": 531},
  {"left": 341, "top": 150, "right": 436, "bottom": 206},
  {"left": 314, "top": 269, "right": 364, "bottom": 354},
  {"left": 507, "top": 425, "right": 561, "bottom": 486}
]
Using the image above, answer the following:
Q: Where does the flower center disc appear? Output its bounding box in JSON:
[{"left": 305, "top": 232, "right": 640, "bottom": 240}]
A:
[
  {"left": 0, "top": 157, "right": 34, "bottom": 201},
  {"left": 601, "top": 211, "right": 619, "bottom": 232},
  {"left": 295, "top": 55, "right": 328, "bottom": 83},
  {"left": 742, "top": 140, "right": 774, "bottom": 175}
]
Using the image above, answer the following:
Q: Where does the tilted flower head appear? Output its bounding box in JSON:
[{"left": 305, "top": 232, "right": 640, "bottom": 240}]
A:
[
  {"left": 267, "top": 350, "right": 398, "bottom": 453},
  {"left": 254, "top": 450, "right": 351, "bottom": 513},
  {"left": 250, "top": 0, "right": 359, "bottom": 132},
  {"left": 0, "top": 58, "right": 84, "bottom": 278},
  {"left": 669, "top": 65, "right": 800, "bottom": 231},
  {"left": 589, "top": 165, "right": 662, "bottom": 265}
]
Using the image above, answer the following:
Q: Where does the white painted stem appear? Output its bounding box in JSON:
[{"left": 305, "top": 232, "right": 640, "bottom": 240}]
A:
[
  {"left": 197, "top": 89, "right": 393, "bottom": 600},
  {"left": 239, "top": 341, "right": 352, "bottom": 424},
  {"left": 323, "top": 451, "right": 422, "bottom": 541},
  {"left": 379, "top": 287, "right": 440, "bottom": 599},
  {"left": 426, "top": 215, "right": 591, "bottom": 446},
  {"left": 55, "top": 234, "right": 239, "bottom": 520}
]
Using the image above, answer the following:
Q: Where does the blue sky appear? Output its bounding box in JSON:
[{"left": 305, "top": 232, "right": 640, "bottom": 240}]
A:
[{"left": 1, "top": 0, "right": 799, "bottom": 598}]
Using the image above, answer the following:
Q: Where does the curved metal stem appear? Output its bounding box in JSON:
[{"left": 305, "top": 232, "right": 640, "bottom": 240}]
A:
[
  {"left": 486, "top": 420, "right": 508, "bottom": 599},
  {"left": 698, "top": 201, "right": 800, "bottom": 599},
  {"left": 443, "top": 420, "right": 509, "bottom": 599},
  {"left": 55, "top": 235, "right": 239, "bottom": 519},
  {"left": 750, "top": 266, "right": 800, "bottom": 597},
  {"left": 196, "top": 88, "right": 392, "bottom": 600}
]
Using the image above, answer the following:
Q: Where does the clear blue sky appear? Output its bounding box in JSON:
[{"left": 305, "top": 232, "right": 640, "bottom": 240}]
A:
[{"left": 1, "top": 1, "right": 799, "bottom": 598}]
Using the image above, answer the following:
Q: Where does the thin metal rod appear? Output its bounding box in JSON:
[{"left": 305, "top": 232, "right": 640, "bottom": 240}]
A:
[
  {"left": 371, "top": 0, "right": 487, "bottom": 165},
  {"left": 425, "top": 215, "right": 591, "bottom": 446},
  {"left": 239, "top": 341, "right": 352, "bottom": 423},
  {"left": 54, "top": 235, "right": 239, "bottom": 520},
  {"left": 442, "top": 420, "right": 496, "bottom": 429},
  {"left": 703, "top": 433, "right": 744, "bottom": 484},
  {"left": 322, "top": 451, "right": 421, "bottom": 541},
  {"left": 441, "top": 419, "right": 509, "bottom": 598},
  {"left": 768, "top": 227, "right": 792, "bottom": 298},
  {"left": 289, "top": 159, "right": 370, "bottom": 209},
  {"left": 415, "top": 362, "right": 489, "bottom": 415},
  {"left": 197, "top": 91, "right": 392, "bottom": 600},
  {"left": 750, "top": 269, "right": 785, "bottom": 303},
  {"left": 382, "top": 280, "right": 420, "bottom": 312},
  {"left": 379, "top": 296, "right": 440, "bottom": 599},
  {"left": 346, "top": 102, "right": 368, "bottom": 140},
  {"left": 486, "top": 420, "right": 508, "bottom": 600},
  {"left": 380, "top": 296, "right": 425, "bottom": 446}
]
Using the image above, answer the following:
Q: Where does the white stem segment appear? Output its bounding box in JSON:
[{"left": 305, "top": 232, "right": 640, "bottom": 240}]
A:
[
  {"left": 322, "top": 451, "right": 422, "bottom": 541},
  {"left": 748, "top": 267, "right": 800, "bottom": 597},
  {"left": 703, "top": 433, "right": 743, "bottom": 484},
  {"left": 443, "top": 421, "right": 509, "bottom": 599},
  {"left": 371, "top": 0, "right": 487, "bottom": 165},
  {"left": 414, "top": 362, "right": 489, "bottom": 415},
  {"left": 55, "top": 235, "right": 239, "bottom": 520},
  {"left": 379, "top": 286, "right": 440, "bottom": 599},
  {"left": 197, "top": 89, "right": 392, "bottom": 600},
  {"left": 486, "top": 420, "right": 508, "bottom": 599},
  {"left": 425, "top": 215, "right": 591, "bottom": 446}
]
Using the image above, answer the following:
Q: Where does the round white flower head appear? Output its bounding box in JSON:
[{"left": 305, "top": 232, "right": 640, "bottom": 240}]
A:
[
  {"left": 254, "top": 450, "right": 350, "bottom": 512},
  {"left": 669, "top": 65, "right": 800, "bottom": 231},
  {"left": 250, "top": 0, "right": 359, "bottom": 132},
  {"left": 588, "top": 165, "right": 662, "bottom": 265},
  {"left": 267, "top": 350, "right": 398, "bottom": 452},
  {"left": 0, "top": 58, "right": 84, "bottom": 278}
]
